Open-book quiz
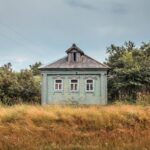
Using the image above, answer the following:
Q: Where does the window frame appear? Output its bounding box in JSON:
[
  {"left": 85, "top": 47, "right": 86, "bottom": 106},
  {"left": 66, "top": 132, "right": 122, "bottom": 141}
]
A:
[
  {"left": 54, "top": 79, "right": 63, "bottom": 92},
  {"left": 70, "top": 79, "right": 79, "bottom": 92},
  {"left": 85, "top": 79, "right": 94, "bottom": 92}
]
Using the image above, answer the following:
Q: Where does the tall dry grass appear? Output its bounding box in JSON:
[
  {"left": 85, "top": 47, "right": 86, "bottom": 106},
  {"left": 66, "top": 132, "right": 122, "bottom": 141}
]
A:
[
  {"left": 137, "top": 92, "right": 150, "bottom": 105},
  {"left": 0, "top": 105, "right": 150, "bottom": 150}
]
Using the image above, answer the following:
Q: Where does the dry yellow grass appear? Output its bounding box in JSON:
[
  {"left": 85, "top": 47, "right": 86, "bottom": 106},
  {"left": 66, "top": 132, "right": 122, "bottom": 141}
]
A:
[{"left": 0, "top": 104, "right": 150, "bottom": 150}]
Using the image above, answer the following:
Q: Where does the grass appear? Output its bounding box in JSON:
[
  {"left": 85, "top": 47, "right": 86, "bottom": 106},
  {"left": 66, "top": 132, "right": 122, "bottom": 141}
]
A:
[{"left": 0, "top": 105, "right": 150, "bottom": 150}]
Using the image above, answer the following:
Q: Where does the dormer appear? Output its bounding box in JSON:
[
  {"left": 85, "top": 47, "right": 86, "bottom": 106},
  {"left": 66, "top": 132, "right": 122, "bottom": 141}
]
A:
[{"left": 66, "top": 44, "right": 84, "bottom": 63}]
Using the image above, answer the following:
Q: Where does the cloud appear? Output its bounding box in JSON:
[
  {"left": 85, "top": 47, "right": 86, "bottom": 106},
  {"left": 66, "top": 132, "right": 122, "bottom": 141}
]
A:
[
  {"left": 14, "top": 56, "right": 28, "bottom": 63},
  {"left": 65, "top": 0, "right": 128, "bottom": 15},
  {"left": 111, "top": 2, "right": 128, "bottom": 14},
  {"left": 65, "top": 0, "right": 97, "bottom": 10},
  {"left": 0, "top": 0, "right": 150, "bottom": 70}
]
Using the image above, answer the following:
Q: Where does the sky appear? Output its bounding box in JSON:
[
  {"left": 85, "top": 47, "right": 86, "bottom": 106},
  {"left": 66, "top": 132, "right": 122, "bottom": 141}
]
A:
[{"left": 0, "top": 0, "right": 149, "bottom": 71}]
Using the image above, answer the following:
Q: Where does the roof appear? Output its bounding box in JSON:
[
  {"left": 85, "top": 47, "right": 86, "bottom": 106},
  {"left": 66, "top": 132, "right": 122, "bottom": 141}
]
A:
[
  {"left": 39, "top": 44, "right": 109, "bottom": 71},
  {"left": 66, "top": 43, "right": 84, "bottom": 54}
]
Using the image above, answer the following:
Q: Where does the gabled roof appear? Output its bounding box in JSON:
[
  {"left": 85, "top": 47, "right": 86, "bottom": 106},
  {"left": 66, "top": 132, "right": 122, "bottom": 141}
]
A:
[
  {"left": 66, "top": 43, "right": 84, "bottom": 54},
  {"left": 39, "top": 46, "right": 109, "bottom": 70}
]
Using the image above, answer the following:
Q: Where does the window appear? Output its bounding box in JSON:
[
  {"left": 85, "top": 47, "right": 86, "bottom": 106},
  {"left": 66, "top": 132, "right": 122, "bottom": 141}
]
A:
[
  {"left": 73, "top": 52, "right": 77, "bottom": 62},
  {"left": 70, "top": 79, "right": 78, "bottom": 91},
  {"left": 54, "top": 80, "right": 63, "bottom": 91},
  {"left": 86, "top": 80, "right": 94, "bottom": 92}
]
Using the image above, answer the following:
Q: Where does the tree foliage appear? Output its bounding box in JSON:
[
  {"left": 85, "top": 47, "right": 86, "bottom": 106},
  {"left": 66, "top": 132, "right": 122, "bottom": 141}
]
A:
[
  {"left": 29, "top": 62, "right": 42, "bottom": 76},
  {"left": 0, "top": 63, "right": 41, "bottom": 105},
  {"left": 106, "top": 41, "right": 150, "bottom": 102}
]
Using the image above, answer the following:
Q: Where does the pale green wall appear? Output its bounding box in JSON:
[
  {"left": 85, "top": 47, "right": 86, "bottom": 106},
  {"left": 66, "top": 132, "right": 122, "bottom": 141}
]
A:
[{"left": 41, "top": 70, "right": 107, "bottom": 105}]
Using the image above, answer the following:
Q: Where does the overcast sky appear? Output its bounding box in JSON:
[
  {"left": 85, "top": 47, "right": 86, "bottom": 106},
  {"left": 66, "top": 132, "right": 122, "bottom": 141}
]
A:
[{"left": 0, "top": 0, "right": 149, "bottom": 71}]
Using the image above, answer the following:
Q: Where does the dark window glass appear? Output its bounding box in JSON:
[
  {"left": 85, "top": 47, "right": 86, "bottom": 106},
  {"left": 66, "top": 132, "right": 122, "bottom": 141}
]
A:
[
  {"left": 73, "top": 53, "right": 77, "bottom": 62},
  {"left": 87, "top": 80, "right": 93, "bottom": 83},
  {"left": 56, "top": 80, "right": 62, "bottom": 83},
  {"left": 71, "top": 80, "right": 78, "bottom": 83}
]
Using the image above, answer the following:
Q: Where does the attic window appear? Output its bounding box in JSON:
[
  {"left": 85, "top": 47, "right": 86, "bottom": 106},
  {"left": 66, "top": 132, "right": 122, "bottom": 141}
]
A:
[{"left": 73, "top": 52, "right": 77, "bottom": 62}]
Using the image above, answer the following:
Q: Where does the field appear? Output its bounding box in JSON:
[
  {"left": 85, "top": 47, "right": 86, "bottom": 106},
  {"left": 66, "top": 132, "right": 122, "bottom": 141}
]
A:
[{"left": 0, "top": 105, "right": 150, "bottom": 150}]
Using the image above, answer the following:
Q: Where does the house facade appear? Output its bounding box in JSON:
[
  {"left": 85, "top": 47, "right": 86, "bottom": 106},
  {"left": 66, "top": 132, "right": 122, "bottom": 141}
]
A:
[{"left": 39, "top": 44, "right": 109, "bottom": 105}]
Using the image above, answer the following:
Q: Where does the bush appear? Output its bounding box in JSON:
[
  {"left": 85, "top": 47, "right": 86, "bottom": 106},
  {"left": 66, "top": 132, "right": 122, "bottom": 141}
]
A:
[{"left": 0, "top": 63, "right": 41, "bottom": 105}]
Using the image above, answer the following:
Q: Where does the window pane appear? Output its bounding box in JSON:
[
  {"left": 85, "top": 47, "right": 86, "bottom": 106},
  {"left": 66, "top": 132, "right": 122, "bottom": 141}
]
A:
[
  {"left": 71, "top": 80, "right": 78, "bottom": 83},
  {"left": 56, "top": 80, "right": 62, "bottom": 83},
  {"left": 87, "top": 80, "right": 93, "bottom": 83},
  {"left": 75, "top": 84, "right": 77, "bottom": 90},
  {"left": 87, "top": 84, "right": 89, "bottom": 90},
  {"left": 73, "top": 52, "right": 77, "bottom": 62},
  {"left": 71, "top": 84, "right": 74, "bottom": 90},
  {"left": 90, "top": 84, "right": 93, "bottom": 90},
  {"left": 59, "top": 84, "right": 62, "bottom": 90},
  {"left": 55, "top": 84, "right": 58, "bottom": 90}
]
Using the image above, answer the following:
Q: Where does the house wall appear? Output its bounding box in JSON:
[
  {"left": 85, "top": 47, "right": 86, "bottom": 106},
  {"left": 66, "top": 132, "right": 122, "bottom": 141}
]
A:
[{"left": 41, "top": 70, "right": 107, "bottom": 105}]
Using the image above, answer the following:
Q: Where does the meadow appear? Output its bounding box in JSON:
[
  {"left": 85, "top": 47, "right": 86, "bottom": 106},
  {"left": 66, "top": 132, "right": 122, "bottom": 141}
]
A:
[{"left": 0, "top": 104, "right": 150, "bottom": 150}]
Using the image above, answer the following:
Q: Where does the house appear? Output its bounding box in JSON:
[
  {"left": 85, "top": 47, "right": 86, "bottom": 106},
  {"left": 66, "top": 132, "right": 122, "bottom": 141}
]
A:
[{"left": 39, "top": 44, "right": 109, "bottom": 105}]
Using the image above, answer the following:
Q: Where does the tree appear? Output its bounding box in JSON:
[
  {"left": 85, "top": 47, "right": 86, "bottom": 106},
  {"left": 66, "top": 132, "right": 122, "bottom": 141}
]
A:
[
  {"left": 106, "top": 41, "right": 150, "bottom": 102},
  {"left": 0, "top": 63, "right": 20, "bottom": 105},
  {"left": 17, "top": 69, "right": 41, "bottom": 103},
  {"left": 29, "top": 62, "right": 42, "bottom": 76},
  {"left": 0, "top": 63, "right": 41, "bottom": 105}
]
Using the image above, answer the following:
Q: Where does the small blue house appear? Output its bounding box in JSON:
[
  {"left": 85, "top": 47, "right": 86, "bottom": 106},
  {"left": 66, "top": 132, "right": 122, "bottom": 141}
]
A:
[{"left": 39, "top": 44, "right": 109, "bottom": 105}]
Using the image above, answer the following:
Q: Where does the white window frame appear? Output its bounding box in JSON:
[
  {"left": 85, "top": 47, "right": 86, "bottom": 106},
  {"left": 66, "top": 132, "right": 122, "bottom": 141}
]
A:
[
  {"left": 70, "top": 79, "right": 79, "bottom": 92},
  {"left": 85, "top": 79, "right": 94, "bottom": 92},
  {"left": 54, "top": 79, "right": 63, "bottom": 92}
]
